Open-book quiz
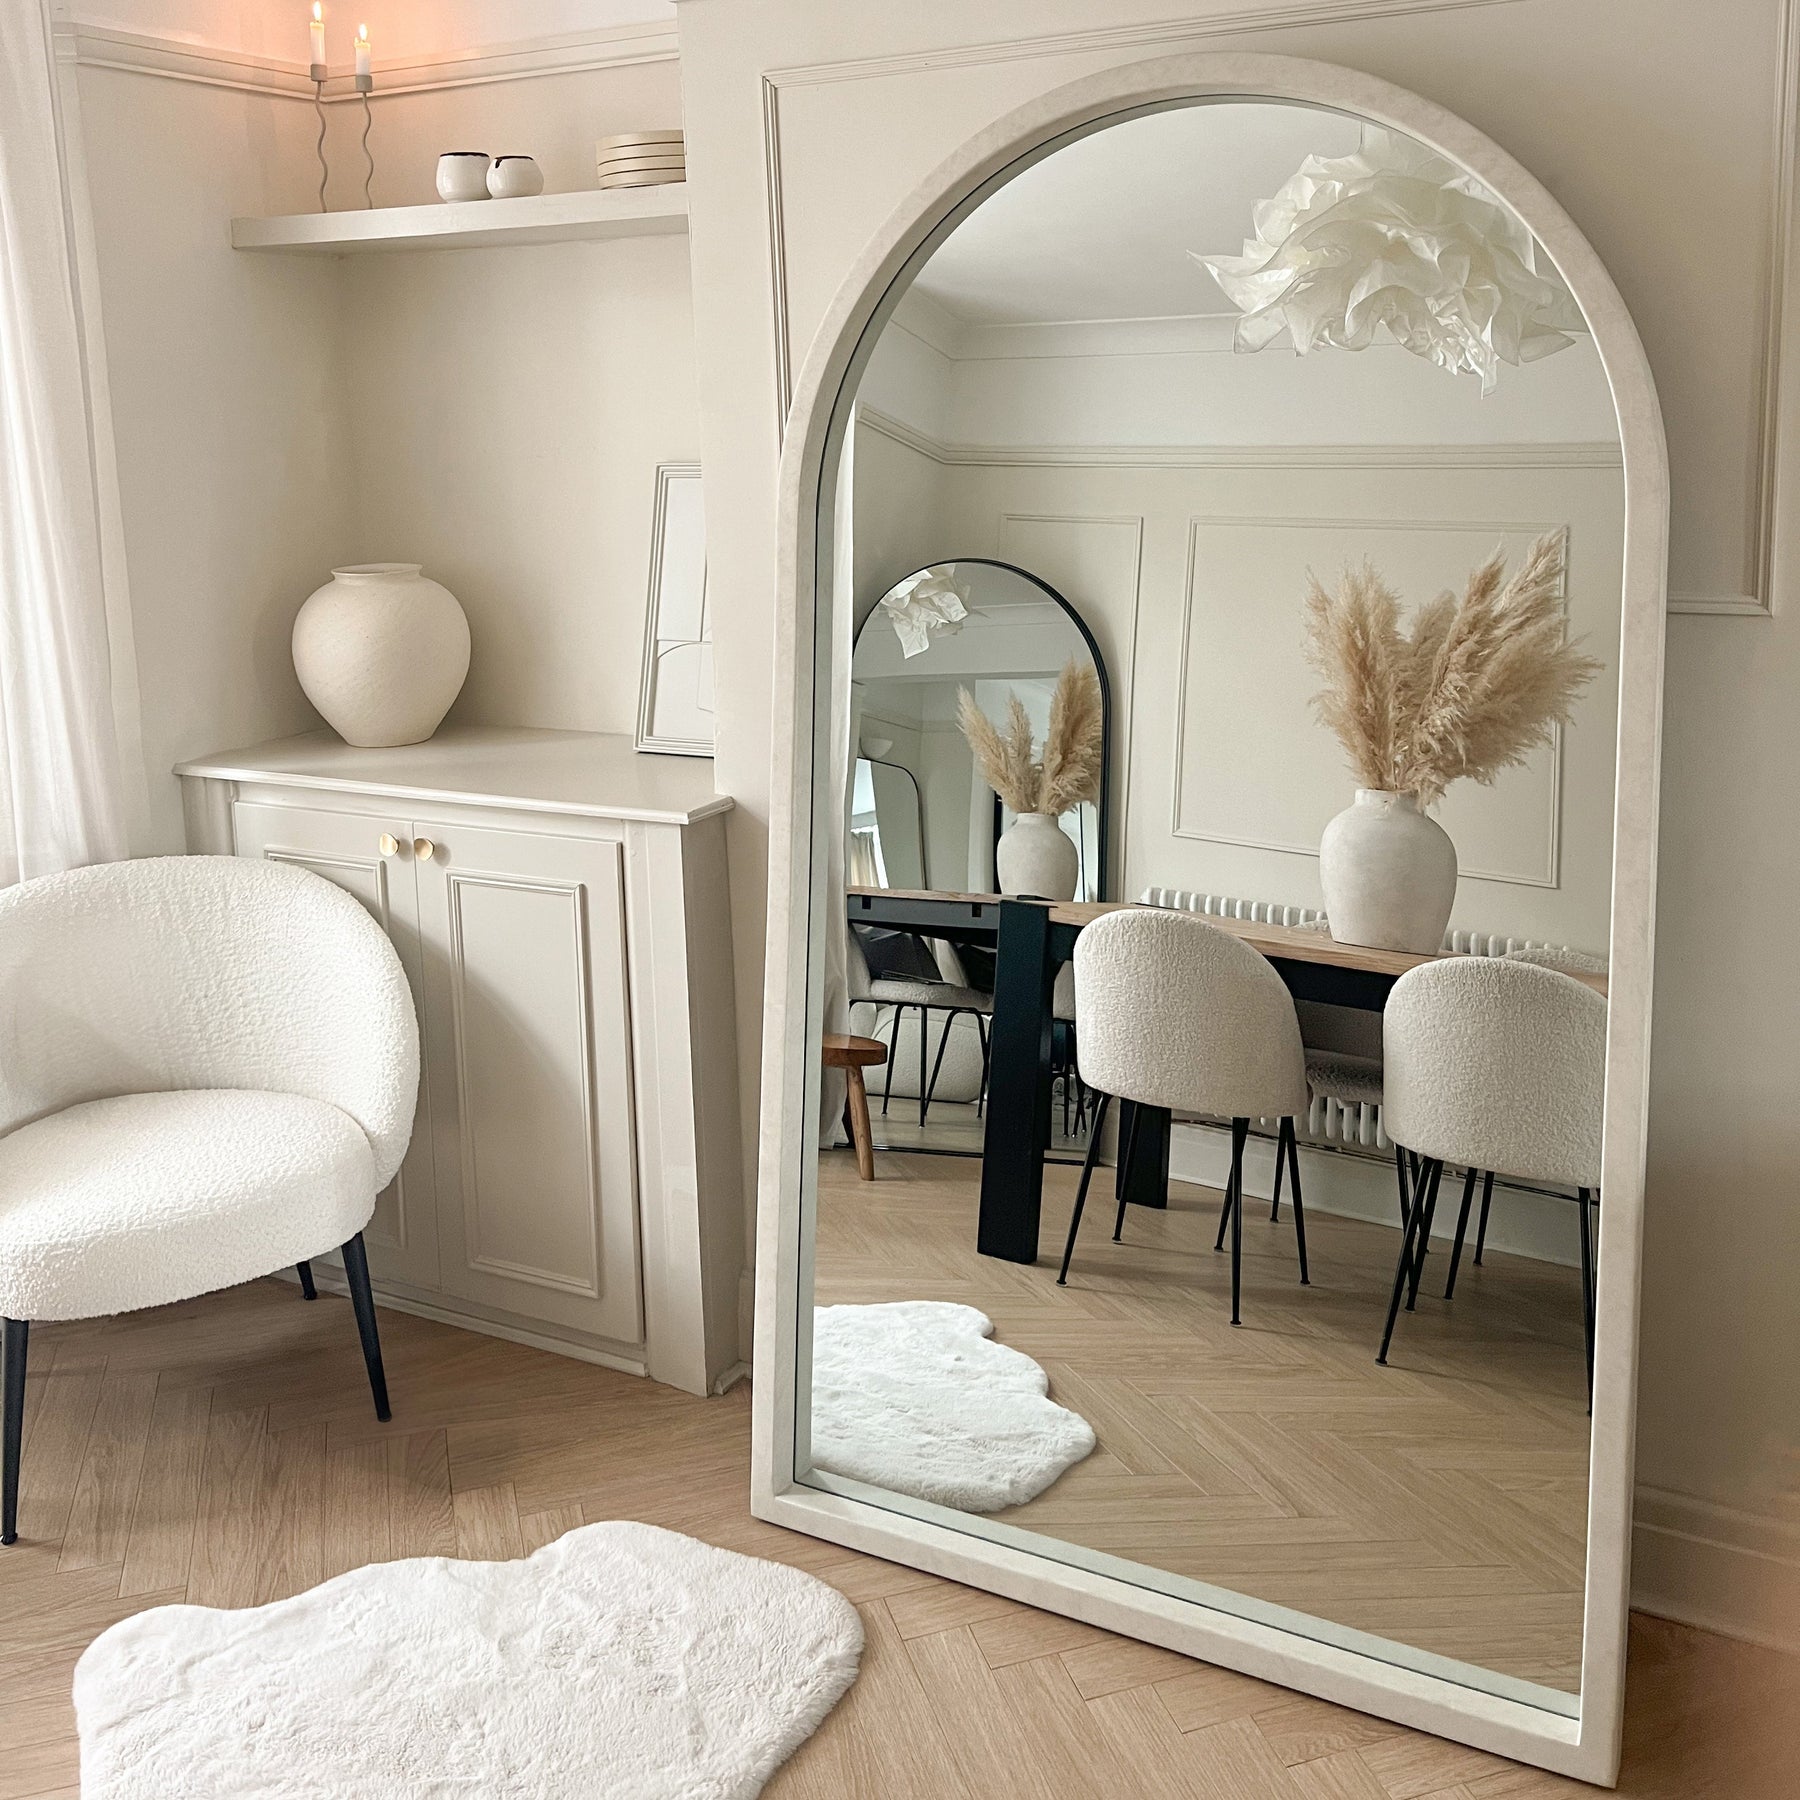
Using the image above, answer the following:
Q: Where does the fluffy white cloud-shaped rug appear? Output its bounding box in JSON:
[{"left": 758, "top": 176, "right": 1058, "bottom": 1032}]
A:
[
  {"left": 74, "top": 1521, "right": 862, "bottom": 1799},
  {"left": 810, "top": 1302, "right": 1096, "bottom": 1511}
]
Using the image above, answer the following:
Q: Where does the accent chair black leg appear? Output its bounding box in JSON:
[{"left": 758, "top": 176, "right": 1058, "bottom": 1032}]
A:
[
  {"left": 1057, "top": 1093, "right": 1112, "bottom": 1286},
  {"left": 1443, "top": 1166, "right": 1479, "bottom": 1300},
  {"left": 881, "top": 1005, "right": 900, "bottom": 1116},
  {"left": 1228, "top": 1119, "right": 1248, "bottom": 1325},
  {"left": 1378, "top": 1158, "right": 1439, "bottom": 1364},
  {"left": 2, "top": 1319, "right": 26, "bottom": 1545},
  {"left": 1285, "top": 1121, "right": 1309, "bottom": 1285},
  {"left": 974, "top": 1014, "right": 990, "bottom": 1118},
  {"left": 340, "top": 1234, "right": 391, "bottom": 1423},
  {"left": 296, "top": 1261, "right": 318, "bottom": 1301},
  {"left": 1577, "top": 1187, "right": 1596, "bottom": 1413},
  {"left": 1473, "top": 1169, "right": 1495, "bottom": 1264}
]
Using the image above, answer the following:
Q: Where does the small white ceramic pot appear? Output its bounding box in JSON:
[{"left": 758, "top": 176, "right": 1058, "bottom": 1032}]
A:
[
  {"left": 487, "top": 156, "right": 544, "bottom": 199},
  {"left": 996, "top": 811, "right": 1080, "bottom": 901},
  {"left": 1318, "top": 789, "right": 1458, "bottom": 953},
  {"left": 292, "top": 564, "right": 472, "bottom": 748},
  {"left": 435, "top": 152, "right": 491, "bottom": 202}
]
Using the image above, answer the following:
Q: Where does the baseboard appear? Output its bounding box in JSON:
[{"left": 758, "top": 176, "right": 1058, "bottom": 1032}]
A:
[{"left": 1629, "top": 1484, "right": 1800, "bottom": 1655}]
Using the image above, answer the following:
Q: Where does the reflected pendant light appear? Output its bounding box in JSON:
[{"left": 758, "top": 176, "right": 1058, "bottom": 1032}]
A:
[{"left": 1194, "top": 127, "right": 1589, "bottom": 393}]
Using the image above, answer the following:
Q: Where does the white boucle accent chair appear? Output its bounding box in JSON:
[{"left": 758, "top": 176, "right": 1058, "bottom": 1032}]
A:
[
  {"left": 1378, "top": 955, "right": 1606, "bottom": 1404},
  {"left": 1057, "top": 909, "right": 1311, "bottom": 1325},
  {"left": 0, "top": 856, "right": 418, "bottom": 1545}
]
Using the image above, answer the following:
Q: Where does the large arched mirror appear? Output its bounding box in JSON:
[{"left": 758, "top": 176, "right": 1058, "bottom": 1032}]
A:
[{"left": 758, "top": 53, "right": 1665, "bottom": 1787}]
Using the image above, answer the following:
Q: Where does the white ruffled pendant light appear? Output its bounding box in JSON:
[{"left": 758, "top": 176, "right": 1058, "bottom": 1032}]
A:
[{"left": 1195, "top": 127, "right": 1588, "bottom": 393}]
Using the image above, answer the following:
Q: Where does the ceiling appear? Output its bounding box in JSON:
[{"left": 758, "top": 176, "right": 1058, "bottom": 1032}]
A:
[{"left": 910, "top": 102, "right": 1368, "bottom": 327}]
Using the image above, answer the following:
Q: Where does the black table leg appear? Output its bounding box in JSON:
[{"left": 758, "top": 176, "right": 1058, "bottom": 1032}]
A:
[{"left": 977, "top": 900, "right": 1057, "bottom": 1262}]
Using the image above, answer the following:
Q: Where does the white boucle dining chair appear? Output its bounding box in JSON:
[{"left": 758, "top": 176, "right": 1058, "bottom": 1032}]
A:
[
  {"left": 1378, "top": 955, "right": 1606, "bottom": 1404},
  {"left": 0, "top": 856, "right": 419, "bottom": 1545},
  {"left": 847, "top": 927, "right": 992, "bottom": 1126},
  {"left": 1056, "top": 909, "right": 1311, "bottom": 1325}
]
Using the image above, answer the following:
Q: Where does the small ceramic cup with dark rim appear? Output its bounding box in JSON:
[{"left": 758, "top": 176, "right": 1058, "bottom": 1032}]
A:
[
  {"left": 435, "top": 152, "right": 492, "bottom": 202},
  {"left": 486, "top": 155, "right": 545, "bottom": 199}
]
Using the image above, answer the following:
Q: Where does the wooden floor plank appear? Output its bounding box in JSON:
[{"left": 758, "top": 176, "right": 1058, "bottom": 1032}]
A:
[
  {"left": 2, "top": 1278, "right": 1792, "bottom": 1799},
  {"left": 56, "top": 1372, "right": 157, "bottom": 1575}
]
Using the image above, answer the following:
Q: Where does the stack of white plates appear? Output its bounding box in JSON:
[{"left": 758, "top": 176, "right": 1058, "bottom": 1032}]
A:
[{"left": 596, "top": 131, "right": 685, "bottom": 190}]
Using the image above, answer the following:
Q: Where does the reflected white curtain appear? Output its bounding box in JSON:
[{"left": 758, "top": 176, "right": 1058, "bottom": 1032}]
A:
[
  {"left": 0, "top": 1, "right": 127, "bottom": 885},
  {"left": 818, "top": 412, "right": 856, "bottom": 1140}
]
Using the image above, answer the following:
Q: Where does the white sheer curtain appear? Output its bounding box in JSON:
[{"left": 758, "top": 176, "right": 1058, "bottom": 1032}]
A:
[{"left": 0, "top": 1, "right": 127, "bottom": 885}]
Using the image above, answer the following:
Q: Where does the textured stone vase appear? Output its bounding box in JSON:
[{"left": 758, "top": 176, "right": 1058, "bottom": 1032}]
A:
[
  {"left": 996, "top": 811, "right": 1080, "bottom": 901},
  {"left": 292, "top": 564, "right": 471, "bottom": 748},
  {"left": 1318, "top": 789, "right": 1457, "bottom": 953}
]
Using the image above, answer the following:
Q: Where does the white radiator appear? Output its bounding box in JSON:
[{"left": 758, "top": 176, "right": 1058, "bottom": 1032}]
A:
[{"left": 1137, "top": 885, "right": 1604, "bottom": 1154}]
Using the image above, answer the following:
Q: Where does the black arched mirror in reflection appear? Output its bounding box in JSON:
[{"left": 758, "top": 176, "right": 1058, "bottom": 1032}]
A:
[{"left": 852, "top": 559, "right": 1112, "bottom": 903}]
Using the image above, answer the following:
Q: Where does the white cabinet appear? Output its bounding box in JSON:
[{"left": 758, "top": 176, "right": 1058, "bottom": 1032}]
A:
[{"left": 179, "top": 727, "right": 743, "bottom": 1397}]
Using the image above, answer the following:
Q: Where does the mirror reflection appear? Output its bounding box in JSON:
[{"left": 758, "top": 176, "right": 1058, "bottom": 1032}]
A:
[{"left": 810, "top": 99, "right": 1622, "bottom": 1709}]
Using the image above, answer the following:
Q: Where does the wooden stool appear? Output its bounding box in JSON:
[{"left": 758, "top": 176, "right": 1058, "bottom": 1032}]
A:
[{"left": 823, "top": 1033, "right": 887, "bottom": 1181}]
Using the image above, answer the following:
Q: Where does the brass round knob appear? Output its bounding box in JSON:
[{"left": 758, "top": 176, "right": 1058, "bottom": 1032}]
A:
[
  {"left": 413, "top": 837, "right": 436, "bottom": 861},
  {"left": 378, "top": 833, "right": 398, "bottom": 857}
]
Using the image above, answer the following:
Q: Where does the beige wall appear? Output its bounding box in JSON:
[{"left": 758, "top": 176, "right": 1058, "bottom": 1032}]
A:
[
  {"left": 66, "top": 43, "right": 690, "bottom": 851},
  {"left": 677, "top": 0, "right": 1800, "bottom": 1644}
]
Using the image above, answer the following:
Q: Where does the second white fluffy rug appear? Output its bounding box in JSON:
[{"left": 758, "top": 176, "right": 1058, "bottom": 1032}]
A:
[
  {"left": 810, "top": 1301, "right": 1095, "bottom": 1510},
  {"left": 73, "top": 1521, "right": 862, "bottom": 1800}
]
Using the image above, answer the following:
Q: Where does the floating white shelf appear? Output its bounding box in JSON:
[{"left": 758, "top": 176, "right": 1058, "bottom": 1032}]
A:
[{"left": 230, "top": 185, "right": 688, "bottom": 254}]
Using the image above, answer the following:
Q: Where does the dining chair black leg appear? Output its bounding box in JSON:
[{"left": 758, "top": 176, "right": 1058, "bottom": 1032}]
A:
[
  {"left": 881, "top": 1005, "right": 901, "bottom": 1117},
  {"left": 1378, "top": 1159, "right": 1439, "bottom": 1364},
  {"left": 921, "top": 1007, "right": 961, "bottom": 1126},
  {"left": 1443, "top": 1166, "right": 1479, "bottom": 1300},
  {"left": 1112, "top": 1102, "right": 1142, "bottom": 1242},
  {"left": 1393, "top": 1141, "right": 1412, "bottom": 1231},
  {"left": 1270, "top": 1117, "right": 1287, "bottom": 1223},
  {"left": 1577, "top": 1187, "right": 1596, "bottom": 1412},
  {"left": 1212, "top": 1141, "right": 1237, "bottom": 1253},
  {"left": 975, "top": 1013, "right": 991, "bottom": 1118},
  {"left": 1228, "top": 1119, "right": 1249, "bottom": 1326},
  {"left": 1406, "top": 1160, "right": 1442, "bottom": 1310},
  {"left": 1057, "top": 1093, "right": 1112, "bottom": 1286},
  {"left": 916, "top": 1005, "right": 931, "bottom": 1127},
  {"left": 340, "top": 1234, "right": 391, "bottom": 1423},
  {"left": 2, "top": 1318, "right": 26, "bottom": 1545},
  {"left": 1284, "top": 1121, "right": 1309, "bottom": 1286},
  {"left": 1473, "top": 1169, "right": 1495, "bottom": 1264},
  {"left": 296, "top": 1261, "right": 318, "bottom": 1301}
]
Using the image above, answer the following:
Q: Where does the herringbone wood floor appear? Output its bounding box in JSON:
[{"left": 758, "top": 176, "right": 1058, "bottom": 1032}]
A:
[
  {"left": 2, "top": 1272, "right": 1793, "bottom": 1797},
  {"left": 814, "top": 1149, "right": 1593, "bottom": 1693}
]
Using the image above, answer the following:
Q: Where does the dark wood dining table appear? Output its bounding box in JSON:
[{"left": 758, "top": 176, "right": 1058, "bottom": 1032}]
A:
[{"left": 846, "top": 886, "right": 1605, "bottom": 1266}]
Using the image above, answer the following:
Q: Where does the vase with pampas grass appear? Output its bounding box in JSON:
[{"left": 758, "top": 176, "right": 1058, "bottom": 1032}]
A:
[
  {"left": 958, "top": 661, "right": 1104, "bottom": 900},
  {"left": 1304, "top": 532, "right": 1600, "bottom": 952}
]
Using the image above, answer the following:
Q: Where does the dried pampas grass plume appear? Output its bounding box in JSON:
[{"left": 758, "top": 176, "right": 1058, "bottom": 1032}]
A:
[
  {"left": 958, "top": 687, "right": 1041, "bottom": 813},
  {"left": 1302, "top": 531, "right": 1600, "bottom": 806},
  {"left": 1039, "top": 661, "right": 1105, "bottom": 817},
  {"left": 958, "top": 662, "right": 1106, "bottom": 817}
]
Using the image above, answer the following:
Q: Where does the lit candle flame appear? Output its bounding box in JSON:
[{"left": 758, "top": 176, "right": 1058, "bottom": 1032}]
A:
[{"left": 312, "top": 3, "right": 322, "bottom": 21}]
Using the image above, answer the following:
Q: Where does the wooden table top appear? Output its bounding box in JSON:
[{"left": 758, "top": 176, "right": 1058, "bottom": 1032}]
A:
[{"left": 847, "top": 888, "right": 1607, "bottom": 997}]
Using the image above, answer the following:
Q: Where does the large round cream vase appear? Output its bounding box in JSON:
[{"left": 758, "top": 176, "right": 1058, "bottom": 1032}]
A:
[
  {"left": 292, "top": 564, "right": 471, "bottom": 748},
  {"left": 1318, "top": 789, "right": 1457, "bottom": 953},
  {"left": 996, "top": 811, "right": 1081, "bottom": 901}
]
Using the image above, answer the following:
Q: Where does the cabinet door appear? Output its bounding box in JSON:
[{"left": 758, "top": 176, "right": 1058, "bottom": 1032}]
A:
[
  {"left": 412, "top": 820, "right": 643, "bottom": 1346},
  {"left": 231, "top": 801, "right": 440, "bottom": 1289}
]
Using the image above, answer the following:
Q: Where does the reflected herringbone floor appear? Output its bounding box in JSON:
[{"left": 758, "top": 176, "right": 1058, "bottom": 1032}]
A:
[
  {"left": 1, "top": 1274, "right": 1793, "bottom": 1797},
  {"left": 814, "top": 1149, "right": 1591, "bottom": 1692}
]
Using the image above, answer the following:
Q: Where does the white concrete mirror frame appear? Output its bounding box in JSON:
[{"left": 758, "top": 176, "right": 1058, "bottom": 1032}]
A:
[{"left": 753, "top": 51, "right": 1667, "bottom": 1788}]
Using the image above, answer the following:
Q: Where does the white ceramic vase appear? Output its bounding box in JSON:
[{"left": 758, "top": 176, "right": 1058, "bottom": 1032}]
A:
[
  {"left": 1318, "top": 789, "right": 1457, "bottom": 953},
  {"left": 486, "top": 155, "right": 544, "bottom": 199},
  {"left": 292, "top": 564, "right": 471, "bottom": 748},
  {"left": 996, "top": 811, "right": 1080, "bottom": 901},
  {"left": 435, "top": 153, "right": 491, "bottom": 202}
]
